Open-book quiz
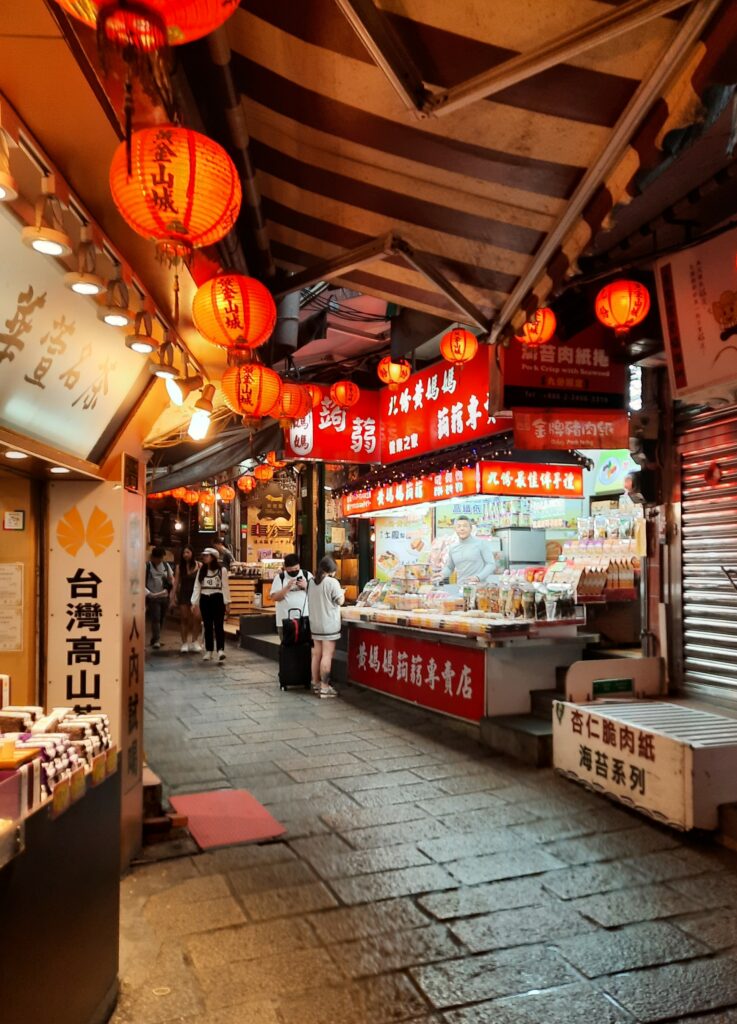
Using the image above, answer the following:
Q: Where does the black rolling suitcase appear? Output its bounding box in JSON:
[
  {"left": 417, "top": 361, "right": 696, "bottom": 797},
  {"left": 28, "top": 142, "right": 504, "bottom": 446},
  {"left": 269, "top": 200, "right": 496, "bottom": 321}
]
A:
[{"left": 279, "top": 641, "right": 312, "bottom": 691}]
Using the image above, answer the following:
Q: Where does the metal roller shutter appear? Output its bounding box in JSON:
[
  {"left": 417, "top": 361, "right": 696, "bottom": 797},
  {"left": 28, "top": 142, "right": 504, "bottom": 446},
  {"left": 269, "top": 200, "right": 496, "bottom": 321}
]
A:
[{"left": 678, "top": 408, "right": 737, "bottom": 703}]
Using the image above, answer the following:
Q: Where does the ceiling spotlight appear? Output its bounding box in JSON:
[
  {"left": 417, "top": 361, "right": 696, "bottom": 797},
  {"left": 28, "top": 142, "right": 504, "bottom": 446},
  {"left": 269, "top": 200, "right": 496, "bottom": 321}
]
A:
[
  {"left": 21, "top": 174, "right": 72, "bottom": 256},
  {"left": 149, "top": 334, "right": 179, "bottom": 380},
  {"left": 50, "top": 466, "right": 70, "bottom": 474},
  {"left": 98, "top": 263, "right": 132, "bottom": 327},
  {"left": 166, "top": 371, "right": 203, "bottom": 407},
  {"left": 125, "top": 310, "right": 159, "bottom": 355},
  {"left": 0, "top": 128, "right": 17, "bottom": 202},
  {"left": 64, "top": 224, "right": 104, "bottom": 296},
  {"left": 188, "top": 384, "right": 216, "bottom": 441},
  {"left": 4, "top": 450, "right": 28, "bottom": 460}
]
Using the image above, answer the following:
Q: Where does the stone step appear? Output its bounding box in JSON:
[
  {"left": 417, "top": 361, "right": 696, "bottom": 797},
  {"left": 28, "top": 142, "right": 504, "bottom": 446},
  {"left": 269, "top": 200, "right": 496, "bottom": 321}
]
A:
[{"left": 480, "top": 714, "right": 552, "bottom": 768}]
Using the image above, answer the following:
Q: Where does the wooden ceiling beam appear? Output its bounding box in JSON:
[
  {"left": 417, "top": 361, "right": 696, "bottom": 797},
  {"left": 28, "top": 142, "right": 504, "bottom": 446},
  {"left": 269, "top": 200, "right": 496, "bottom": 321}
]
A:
[{"left": 271, "top": 233, "right": 398, "bottom": 298}]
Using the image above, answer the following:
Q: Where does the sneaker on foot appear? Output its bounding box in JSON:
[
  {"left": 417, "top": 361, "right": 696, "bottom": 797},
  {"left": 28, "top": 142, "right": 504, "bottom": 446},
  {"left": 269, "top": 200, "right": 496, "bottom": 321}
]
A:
[
  {"left": 189, "top": 641, "right": 201, "bottom": 652},
  {"left": 217, "top": 650, "right": 226, "bottom": 662},
  {"left": 320, "top": 685, "right": 338, "bottom": 699},
  {"left": 202, "top": 650, "right": 212, "bottom": 661},
  {"left": 180, "top": 642, "right": 189, "bottom": 653},
  {"left": 152, "top": 641, "right": 161, "bottom": 650}
]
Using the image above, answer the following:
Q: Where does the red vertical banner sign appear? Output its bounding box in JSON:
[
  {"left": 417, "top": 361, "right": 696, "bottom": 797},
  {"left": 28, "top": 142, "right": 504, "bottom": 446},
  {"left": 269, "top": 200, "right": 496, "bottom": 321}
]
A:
[{"left": 348, "top": 626, "right": 486, "bottom": 722}]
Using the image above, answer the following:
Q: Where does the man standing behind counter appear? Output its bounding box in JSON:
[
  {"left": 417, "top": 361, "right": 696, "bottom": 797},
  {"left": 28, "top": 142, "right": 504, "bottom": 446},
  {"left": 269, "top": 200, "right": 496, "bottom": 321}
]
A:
[{"left": 437, "top": 516, "right": 497, "bottom": 585}]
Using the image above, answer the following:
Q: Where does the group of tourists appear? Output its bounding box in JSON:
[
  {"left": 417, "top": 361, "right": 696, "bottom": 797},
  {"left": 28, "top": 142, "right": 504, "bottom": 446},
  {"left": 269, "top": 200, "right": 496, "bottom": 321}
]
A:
[{"left": 145, "top": 543, "right": 345, "bottom": 695}]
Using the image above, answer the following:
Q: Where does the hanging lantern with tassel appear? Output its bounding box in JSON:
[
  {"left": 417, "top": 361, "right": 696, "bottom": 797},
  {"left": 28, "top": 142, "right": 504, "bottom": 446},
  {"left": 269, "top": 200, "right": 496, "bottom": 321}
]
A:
[
  {"left": 192, "top": 274, "right": 276, "bottom": 351},
  {"left": 515, "top": 308, "right": 557, "bottom": 347},
  {"left": 171, "top": 486, "right": 187, "bottom": 500},
  {"left": 304, "top": 383, "right": 324, "bottom": 409},
  {"left": 329, "top": 380, "right": 361, "bottom": 409},
  {"left": 277, "top": 383, "right": 311, "bottom": 427},
  {"left": 182, "top": 489, "right": 199, "bottom": 505},
  {"left": 377, "top": 356, "right": 411, "bottom": 392},
  {"left": 266, "top": 451, "right": 288, "bottom": 469},
  {"left": 220, "top": 360, "right": 282, "bottom": 430},
  {"left": 217, "top": 484, "right": 235, "bottom": 502},
  {"left": 236, "top": 475, "right": 257, "bottom": 494},
  {"left": 440, "top": 327, "right": 478, "bottom": 367},
  {"left": 595, "top": 280, "right": 651, "bottom": 337},
  {"left": 198, "top": 489, "right": 216, "bottom": 506},
  {"left": 253, "top": 464, "right": 274, "bottom": 483}
]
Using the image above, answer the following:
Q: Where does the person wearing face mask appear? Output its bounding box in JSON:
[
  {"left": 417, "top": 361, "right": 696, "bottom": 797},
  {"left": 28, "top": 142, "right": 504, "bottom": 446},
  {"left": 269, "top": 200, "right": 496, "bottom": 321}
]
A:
[{"left": 270, "top": 553, "right": 313, "bottom": 640}]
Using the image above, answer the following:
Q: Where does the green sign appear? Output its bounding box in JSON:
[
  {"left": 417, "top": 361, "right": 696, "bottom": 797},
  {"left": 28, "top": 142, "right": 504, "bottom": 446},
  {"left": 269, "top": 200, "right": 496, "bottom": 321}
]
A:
[{"left": 593, "top": 677, "right": 634, "bottom": 696}]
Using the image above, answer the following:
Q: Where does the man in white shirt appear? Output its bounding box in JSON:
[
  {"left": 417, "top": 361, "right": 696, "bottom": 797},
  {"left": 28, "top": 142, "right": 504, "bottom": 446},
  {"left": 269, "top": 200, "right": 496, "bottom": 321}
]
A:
[{"left": 270, "top": 553, "right": 312, "bottom": 640}]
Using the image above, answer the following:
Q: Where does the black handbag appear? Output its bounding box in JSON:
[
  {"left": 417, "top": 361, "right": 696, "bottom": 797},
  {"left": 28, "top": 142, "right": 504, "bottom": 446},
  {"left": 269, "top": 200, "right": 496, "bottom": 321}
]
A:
[{"left": 282, "top": 583, "right": 311, "bottom": 647}]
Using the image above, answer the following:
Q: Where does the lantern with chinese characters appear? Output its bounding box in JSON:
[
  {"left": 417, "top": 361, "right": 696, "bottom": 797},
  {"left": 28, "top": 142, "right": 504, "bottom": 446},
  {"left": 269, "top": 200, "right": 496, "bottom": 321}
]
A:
[
  {"left": 277, "top": 383, "right": 311, "bottom": 427},
  {"left": 377, "top": 356, "right": 411, "bottom": 392},
  {"left": 198, "top": 489, "right": 215, "bottom": 506},
  {"left": 217, "top": 484, "right": 235, "bottom": 502},
  {"left": 182, "top": 489, "right": 199, "bottom": 505},
  {"left": 304, "top": 383, "right": 323, "bottom": 408},
  {"left": 51, "top": 1, "right": 238, "bottom": 48},
  {"left": 266, "top": 451, "right": 288, "bottom": 469},
  {"left": 220, "top": 362, "right": 282, "bottom": 429},
  {"left": 440, "top": 327, "right": 478, "bottom": 367},
  {"left": 237, "top": 475, "right": 257, "bottom": 493},
  {"left": 253, "top": 464, "right": 274, "bottom": 483},
  {"left": 109, "top": 126, "right": 241, "bottom": 263},
  {"left": 595, "top": 280, "right": 651, "bottom": 336},
  {"left": 192, "top": 274, "right": 276, "bottom": 351},
  {"left": 171, "top": 486, "right": 187, "bottom": 500},
  {"left": 329, "top": 380, "right": 360, "bottom": 409},
  {"left": 515, "top": 308, "right": 557, "bottom": 347}
]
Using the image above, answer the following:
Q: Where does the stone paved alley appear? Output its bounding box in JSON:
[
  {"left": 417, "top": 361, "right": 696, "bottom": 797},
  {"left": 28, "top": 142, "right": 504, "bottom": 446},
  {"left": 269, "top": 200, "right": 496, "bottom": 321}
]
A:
[{"left": 113, "top": 639, "right": 737, "bottom": 1024}]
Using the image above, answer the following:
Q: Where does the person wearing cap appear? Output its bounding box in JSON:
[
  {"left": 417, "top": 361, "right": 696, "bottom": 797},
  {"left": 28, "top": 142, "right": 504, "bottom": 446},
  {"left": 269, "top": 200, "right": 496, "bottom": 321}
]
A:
[{"left": 192, "top": 548, "right": 231, "bottom": 662}]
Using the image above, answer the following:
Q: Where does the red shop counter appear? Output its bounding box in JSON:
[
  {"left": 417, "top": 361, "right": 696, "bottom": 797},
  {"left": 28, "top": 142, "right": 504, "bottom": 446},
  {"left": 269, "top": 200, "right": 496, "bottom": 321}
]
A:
[{"left": 344, "top": 613, "right": 596, "bottom": 725}]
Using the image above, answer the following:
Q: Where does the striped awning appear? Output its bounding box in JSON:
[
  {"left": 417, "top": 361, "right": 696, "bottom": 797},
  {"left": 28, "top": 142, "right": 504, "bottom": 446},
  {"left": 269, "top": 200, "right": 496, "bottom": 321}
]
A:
[{"left": 223, "top": 0, "right": 731, "bottom": 338}]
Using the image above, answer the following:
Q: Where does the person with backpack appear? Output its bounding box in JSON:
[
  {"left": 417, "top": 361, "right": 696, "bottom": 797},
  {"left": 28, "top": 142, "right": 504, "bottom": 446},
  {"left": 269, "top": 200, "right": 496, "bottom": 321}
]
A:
[
  {"left": 307, "top": 556, "right": 345, "bottom": 698},
  {"left": 270, "top": 553, "right": 313, "bottom": 641},
  {"left": 145, "top": 546, "right": 174, "bottom": 649},
  {"left": 192, "top": 548, "right": 231, "bottom": 662}
]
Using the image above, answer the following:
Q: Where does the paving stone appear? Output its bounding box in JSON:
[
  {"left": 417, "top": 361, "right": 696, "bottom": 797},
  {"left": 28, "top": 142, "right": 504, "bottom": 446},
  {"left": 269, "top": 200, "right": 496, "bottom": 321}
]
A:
[
  {"left": 676, "top": 909, "right": 737, "bottom": 951},
  {"left": 288, "top": 833, "right": 354, "bottom": 864},
  {"left": 143, "top": 895, "right": 246, "bottom": 938},
  {"left": 339, "top": 816, "right": 449, "bottom": 850},
  {"left": 603, "top": 957, "right": 737, "bottom": 1022},
  {"left": 556, "top": 919, "right": 708, "bottom": 978},
  {"left": 418, "top": 828, "right": 519, "bottom": 863},
  {"left": 411, "top": 944, "right": 577, "bottom": 1009},
  {"left": 186, "top": 917, "right": 319, "bottom": 972},
  {"left": 418, "top": 876, "right": 546, "bottom": 921},
  {"left": 441, "top": 804, "right": 537, "bottom": 831},
  {"left": 277, "top": 972, "right": 428, "bottom": 1024},
  {"left": 199, "top": 947, "right": 336, "bottom": 1007},
  {"left": 451, "top": 899, "right": 593, "bottom": 953},
  {"left": 447, "top": 848, "right": 566, "bottom": 885},
  {"left": 671, "top": 1012, "right": 737, "bottom": 1023},
  {"left": 546, "top": 825, "right": 679, "bottom": 865},
  {"left": 331, "top": 863, "right": 456, "bottom": 904},
  {"left": 626, "top": 847, "right": 724, "bottom": 883},
  {"left": 351, "top": 782, "right": 443, "bottom": 808},
  {"left": 311, "top": 842, "right": 433, "bottom": 880},
  {"left": 334, "top": 770, "right": 426, "bottom": 793},
  {"left": 238, "top": 881, "right": 339, "bottom": 921},
  {"left": 435, "top": 771, "right": 510, "bottom": 795},
  {"left": 275, "top": 752, "right": 364, "bottom": 771},
  {"left": 571, "top": 883, "right": 699, "bottom": 927},
  {"left": 338, "top": 923, "right": 462, "bottom": 978},
  {"left": 121, "top": 857, "right": 200, "bottom": 899},
  {"left": 416, "top": 791, "right": 505, "bottom": 816},
  {"left": 667, "top": 872, "right": 737, "bottom": 910},
  {"left": 308, "top": 896, "right": 430, "bottom": 943},
  {"left": 357, "top": 753, "right": 439, "bottom": 772},
  {"left": 541, "top": 860, "right": 646, "bottom": 900},
  {"left": 287, "top": 762, "right": 380, "bottom": 783},
  {"left": 111, "top": 944, "right": 207, "bottom": 1024},
  {"left": 265, "top": 794, "right": 358, "bottom": 821},
  {"left": 444, "top": 982, "right": 629, "bottom": 1024},
  {"left": 228, "top": 859, "right": 318, "bottom": 895},
  {"left": 320, "top": 802, "right": 428, "bottom": 832},
  {"left": 412, "top": 761, "right": 497, "bottom": 782}
]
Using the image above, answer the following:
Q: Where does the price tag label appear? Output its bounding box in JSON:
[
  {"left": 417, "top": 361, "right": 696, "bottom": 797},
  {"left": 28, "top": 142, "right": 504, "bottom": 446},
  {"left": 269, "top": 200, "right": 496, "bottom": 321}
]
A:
[
  {"left": 106, "top": 746, "right": 118, "bottom": 777},
  {"left": 91, "top": 753, "right": 106, "bottom": 786},
  {"left": 51, "top": 778, "right": 71, "bottom": 818},
  {"left": 70, "top": 766, "right": 86, "bottom": 803}
]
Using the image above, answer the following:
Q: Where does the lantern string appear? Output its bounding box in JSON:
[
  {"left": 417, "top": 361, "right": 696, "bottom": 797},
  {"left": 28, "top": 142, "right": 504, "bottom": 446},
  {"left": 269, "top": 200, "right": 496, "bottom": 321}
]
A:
[
  {"left": 173, "top": 269, "right": 180, "bottom": 325},
  {"left": 124, "top": 73, "right": 133, "bottom": 178}
]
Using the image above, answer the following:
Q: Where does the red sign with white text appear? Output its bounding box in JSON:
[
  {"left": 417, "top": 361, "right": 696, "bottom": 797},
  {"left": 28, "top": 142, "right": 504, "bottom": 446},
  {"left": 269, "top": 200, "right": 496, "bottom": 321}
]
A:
[
  {"left": 479, "top": 461, "right": 584, "bottom": 497},
  {"left": 514, "top": 409, "right": 629, "bottom": 450},
  {"left": 380, "top": 347, "right": 507, "bottom": 462},
  {"left": 348, "top": 626, "right": 485, "bottom": 722},
  {"left": 503, "top": 323, "right": 626, "bottom": 410},
  {"left": 285, "top": 390, "right": 380, "bottom": 463},
  {"left": 343, "top": 466, "right": 479, "bottom": 516}
]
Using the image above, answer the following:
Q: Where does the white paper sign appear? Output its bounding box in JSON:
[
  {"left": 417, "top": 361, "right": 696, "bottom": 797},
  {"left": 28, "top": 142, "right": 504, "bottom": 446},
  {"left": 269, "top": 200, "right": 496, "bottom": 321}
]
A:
[{"left": 0, "top": 562, "right": 22, "bottom": 652}]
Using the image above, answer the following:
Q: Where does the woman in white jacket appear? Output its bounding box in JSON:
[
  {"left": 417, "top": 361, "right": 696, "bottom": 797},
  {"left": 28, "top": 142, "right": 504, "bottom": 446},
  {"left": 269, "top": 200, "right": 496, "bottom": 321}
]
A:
[
  {"left": 192, "top": 548, "right": 231, "bottom": 662},
  {"left": 307, "top": 555, "right": 345, "bottom": 698}
]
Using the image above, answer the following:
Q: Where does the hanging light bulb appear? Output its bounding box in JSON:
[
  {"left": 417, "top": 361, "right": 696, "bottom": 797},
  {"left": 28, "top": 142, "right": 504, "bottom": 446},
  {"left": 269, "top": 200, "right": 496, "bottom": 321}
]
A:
[
  {"left": 0, "top": 128, "right": 18, "bottom": 202},
  {"left": 21, "top": 174, "right": 72, "bottom": 256},
  {"left": 98, "top": 264, "right": 133, "bottom": 327},
  {"left": 148, "top": 333, "right": 179, "bottom": 380},
  {"left": 188, "top": 384, "right": 215, "bottom": 440},
  {"left": 166, "top": 369, "right": 203, "bottom": 406},
  {"left": 125, "top": 310, "right": 159, "bottom": 355},
  {"left": 64, "top": 224, "right": 104, "bottom": 295}
]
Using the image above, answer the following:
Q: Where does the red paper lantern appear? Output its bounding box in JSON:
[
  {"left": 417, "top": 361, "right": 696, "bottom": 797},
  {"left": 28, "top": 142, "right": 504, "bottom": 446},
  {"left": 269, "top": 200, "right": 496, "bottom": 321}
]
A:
[
  {"left": 304, "top": 383, "right": 323, "bottom": 409},
  {"left": 266, "top": 451, "right": 288, "bottom": 468},
  {"left": 192, "top": 274, "right": 276, "bottom": 351},
  {"left": 377, "top": 356, "right": 411, "bottom": 392},
  {"left": 110, "top": 126, "right": 241, "bottom": 263},
  {"left": 236, "top": 475, "right": 257, "bottom": 493},
  {"left": 51, "top": 1, "right": 237, "bottom": 48},
  {"left": 515, "top": 308, "right": 557, "bottom": 347},
  {"left": 148, "top": 492, "right": 163, "bottom": 500},
  {"left": 440, "top": 328, "right": 478, "bottom": 367},
  {"left": 182, "top": 489, "right": 199, "bottom": 505},
  {"left": 277, "top": 383, "right": 311, "bottom": 425},
  {"left": 254, "top": 464, "right": 274, "bottom": 482},
  {"left": 171, "top": 486, "right": 187, "bottom": 500},
  {"left": 199, "top": 489, "right": 215, "bottom": 506},
  {"left": 330, "top": 380, "right": 361, "bottom": 409},
  {"left": 217, "top": 484, "right": 235, "bottom": 502},
  {"left": 595, "top": 280, "right": 651, "bottom": 336},
  {"left": 220, "top": 363, "right": 282, "bottom": 425}
]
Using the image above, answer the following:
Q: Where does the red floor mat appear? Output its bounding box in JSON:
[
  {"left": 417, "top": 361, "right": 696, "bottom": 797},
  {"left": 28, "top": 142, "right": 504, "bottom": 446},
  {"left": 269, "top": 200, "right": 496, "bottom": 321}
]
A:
[{"left": 170, "top": 789, "right": 286, "bottom": 849}]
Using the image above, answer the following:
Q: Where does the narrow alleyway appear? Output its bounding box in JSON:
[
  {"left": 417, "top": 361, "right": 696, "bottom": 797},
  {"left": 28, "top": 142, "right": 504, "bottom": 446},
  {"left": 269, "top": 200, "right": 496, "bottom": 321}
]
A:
[{"left": 113, "top": 638, "right": 737, "bottom": 1024}]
